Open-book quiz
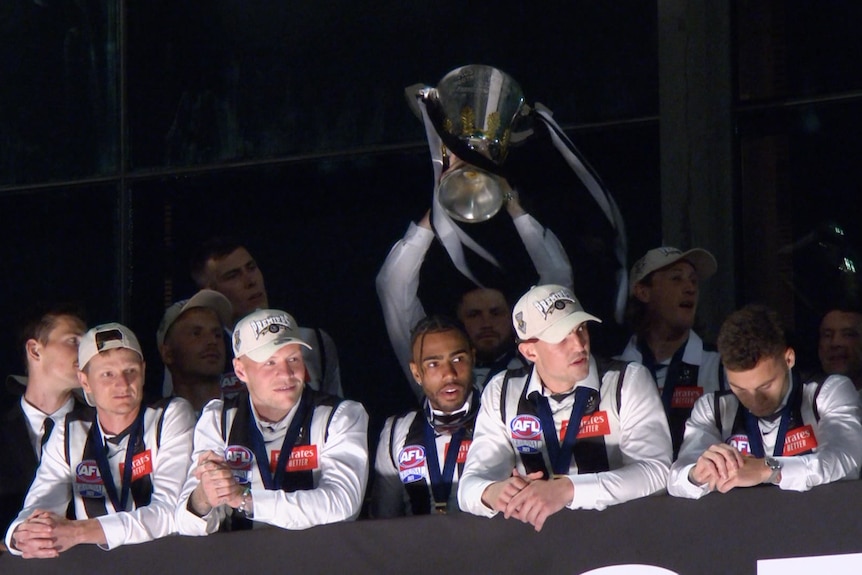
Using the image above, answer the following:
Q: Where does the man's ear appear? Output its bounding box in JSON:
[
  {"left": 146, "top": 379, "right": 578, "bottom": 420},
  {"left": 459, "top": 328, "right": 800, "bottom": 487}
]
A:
[
  {"left": 518, "top": 340, "right": 538, "bottom": 362},
  {"left": 409, "top": 362, "right": 423, "bottom": 387},
  {"left": 77, "top": 370, "right": 91, "bottom": 394},
  {"left": 632, "top": 282, "right": 651, "bottom": 304},
  {"left": 785, "top": 347, "right": 796, "bottom": 370},
  {"left": 233, "top": 357, "right": 248, "bottom": 383},
  {"left": 159, "top": 344, "right": 173, "bottom": 366},
  {"left": 25, "top": 339, "right": 41, "bottom": 362}
]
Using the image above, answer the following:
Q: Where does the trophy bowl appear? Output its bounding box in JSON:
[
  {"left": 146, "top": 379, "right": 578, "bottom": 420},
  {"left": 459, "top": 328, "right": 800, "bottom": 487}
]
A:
[
  {"left": 428, "top": 65, "right": 525, "bottom": 222},
  {"left": 432, "top": 65, "right": 526, "bottom": 164}
]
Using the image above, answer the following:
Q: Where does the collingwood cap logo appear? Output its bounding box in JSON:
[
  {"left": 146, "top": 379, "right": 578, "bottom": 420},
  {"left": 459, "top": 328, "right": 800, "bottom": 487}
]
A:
[
  {"left": 249, "top": 313, "right": 293, "bottom": 339},
  {"left": 233, "top": 309, "right": 311, "bottom": 362},
  {"left": 532, "top": 289, "right": 577, "bottom": 319},
  {"left": 513, "top": 284, "right": 601, "bottom": 344}
]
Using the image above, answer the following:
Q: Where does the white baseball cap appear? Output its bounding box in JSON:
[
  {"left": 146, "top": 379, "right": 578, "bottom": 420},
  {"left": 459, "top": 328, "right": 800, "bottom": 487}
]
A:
[
  {"left": 78, "top": 323, "right": 143, "bottom": 370},
  {"left": 156, "top": 289, "right": 233, "bottom": 348},
  {"left": 629, "top": 247, "right": 717, "bottom": 294},
  {"left": 512, "top": 285, "right": 602, "bottom": 344},
  {"left": 232, "top": 309, "right": 311, "bottom": 362}
]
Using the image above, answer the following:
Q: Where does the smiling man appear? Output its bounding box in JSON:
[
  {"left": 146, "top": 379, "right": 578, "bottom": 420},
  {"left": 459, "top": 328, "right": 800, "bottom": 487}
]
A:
[
  {"left": 618, "top": 246, "right": 723, "bottom": 458},
  {"left": 818, "top": 307, "right": 862, "bottom": 393},
  {"left": 175, "top": 309, "right": 368, "bottom": 534},
  {"left": 668, "top": 304, "right": 862, "bottom": 499},
  {"left": 4, "top": 323, "right": 195, "bottom": 558},
  {"left": 372, "top": 316, "right": 479, "bottom": 517},
  {"left": 458, "top": 285, "right": 671, "bottom": 531}
]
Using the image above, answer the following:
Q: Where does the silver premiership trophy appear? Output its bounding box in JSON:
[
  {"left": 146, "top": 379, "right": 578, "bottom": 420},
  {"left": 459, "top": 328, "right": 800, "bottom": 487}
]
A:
[
  {"left": 421, "top": 65, "right": 527, "bottom": 223},
  {"left": 407, "top": 64, "right": 629, "bottom": 322}
]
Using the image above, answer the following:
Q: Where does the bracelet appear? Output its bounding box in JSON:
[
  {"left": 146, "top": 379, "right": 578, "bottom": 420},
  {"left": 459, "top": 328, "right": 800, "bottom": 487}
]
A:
[{"left": 236, "top": 486, "right": 253, "bottom": 517}]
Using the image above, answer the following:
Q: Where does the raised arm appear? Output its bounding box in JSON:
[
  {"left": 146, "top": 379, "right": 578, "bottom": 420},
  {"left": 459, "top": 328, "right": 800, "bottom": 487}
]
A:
[
  {"left": 507, "top": 191, "right": 574, "bottom": 289},
  {"left": 376, "top": 212, "right": 434, "bottom": 397}
]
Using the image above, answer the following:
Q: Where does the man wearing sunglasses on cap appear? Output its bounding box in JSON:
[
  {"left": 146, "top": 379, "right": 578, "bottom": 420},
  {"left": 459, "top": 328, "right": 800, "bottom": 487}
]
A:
[{"left": 5, "top": 324, "right": 195, "bottom": 558}]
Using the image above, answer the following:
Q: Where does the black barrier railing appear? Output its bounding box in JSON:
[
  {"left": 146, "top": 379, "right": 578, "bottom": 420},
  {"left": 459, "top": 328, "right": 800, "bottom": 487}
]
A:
[{"left": 3, "top": 480, "right": 862, "bottom": 575}]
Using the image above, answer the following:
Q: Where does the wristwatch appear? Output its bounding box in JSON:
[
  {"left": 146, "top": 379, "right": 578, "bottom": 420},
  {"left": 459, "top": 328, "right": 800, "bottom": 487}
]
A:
[{"left": 764, "top": 457, "right": 782, "bottom": 485}]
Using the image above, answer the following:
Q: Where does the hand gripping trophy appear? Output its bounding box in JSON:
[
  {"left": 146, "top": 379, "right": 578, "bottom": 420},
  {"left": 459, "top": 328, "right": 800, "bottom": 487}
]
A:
[{"left": 407, "top": 64, "right": 630, "bottom": 321}]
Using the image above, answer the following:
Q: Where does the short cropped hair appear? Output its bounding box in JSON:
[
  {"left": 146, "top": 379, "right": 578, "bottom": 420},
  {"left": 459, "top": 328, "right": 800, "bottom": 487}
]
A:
[
  {"left": 17, "top": 302, "right": 87, "bottom": 373},
  {"left": 717, "top": 304, "right": 786, "bottom": 372},
  {"left": 820, "top": 304, "right": 862, "bottom": 324},
  {"left": 189, "top": 236, "right": 245, "bottom": 288},
  {"left": 409, "top": 315, "right": 473, "bottom": 362}
]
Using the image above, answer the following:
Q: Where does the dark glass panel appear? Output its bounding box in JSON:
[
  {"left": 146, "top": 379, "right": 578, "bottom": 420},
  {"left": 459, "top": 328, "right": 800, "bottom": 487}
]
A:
[
  {"left": 126, "top": 0, "right": 658, "bottom": 169},
  {"left": 0, "top": 184, "right": 119, "bottom": 377},
  {"left": 737, "top": 1, "right": 862, "bottom": 102},
  {"left": 0, "top": 0, "right": 119, "bottom": 186},
  {"left": 737, "top": 100, "right": 862, "bottom": 372}
]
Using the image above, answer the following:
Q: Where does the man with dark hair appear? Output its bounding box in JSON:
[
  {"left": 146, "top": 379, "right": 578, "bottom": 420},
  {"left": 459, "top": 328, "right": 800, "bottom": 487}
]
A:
[
  {"left": 668, "top": 304, "right": 862, "bottom": 499},
  {"left": 817, "top": 307, "right": 862, "bottom": 393},
  {"left": 458, "top": 285, "right": 671, "bottom": 531},
  {"left": 5, "top": 323, "right": 195, "bottom": 557},
  {"left": 618, "top": 246, "right": 723, "bottom": 458},
  {"left": 1, "top": 303, "right": 86, "bottom": 540},
  {"left": 377, "top": 191, "right": 573, "bottom": 400},
  {"left": 372, "top": 315, "right": 479, "bottom": 516},
  {"left": 189, "top": 236, "right": 342, "bottom": 397},
  {"left": 175, "top": 309, "right": 367, "bottom": 533}
]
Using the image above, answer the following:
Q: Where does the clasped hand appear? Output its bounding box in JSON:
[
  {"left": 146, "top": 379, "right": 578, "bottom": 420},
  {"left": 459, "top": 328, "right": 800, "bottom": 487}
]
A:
[
  {"left": 482, "top": 469, "right": 574, "bottom": 532},
  {"left": 690, "top": 443, "right": 769, "bottom": 492},
  {"left": 192, "top": 451, "right": 245, "bottom": 512}
]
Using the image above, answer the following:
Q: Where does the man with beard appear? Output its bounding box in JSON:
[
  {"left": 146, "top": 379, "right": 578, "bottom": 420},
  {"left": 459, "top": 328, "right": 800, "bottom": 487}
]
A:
[
  {"left": 377, "top": 190, "right": 573, "bottom": 400},
  {"left": 458, "top": 285, "right": 671, "bottom": 531},
  {"left": 668, "top": 304, "right": 862, "bottom": 498},
  {"left": 372, "top": 316, "right": 479, "bottom": 516},
  {"left": 817, "top": 306, "right": 862, "bottom": 394},
  {"left": 157, "top": 289, "right": 233, "bottom": 413},
  {"left": 617, "top": 246, "right": 723, "bottom": 458},
  {"left": 175, "top": 309, "right": 367, "bottom": 533}
]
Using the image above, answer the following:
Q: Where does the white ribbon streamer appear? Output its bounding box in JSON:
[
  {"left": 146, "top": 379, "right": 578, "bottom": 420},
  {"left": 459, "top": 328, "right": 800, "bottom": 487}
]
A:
[
  {"left": 533, "top": 105, "right": 629, "bottom": 323},
  {"left": 415, "top": 89, "right": 501, "bottom": 288},
  {"left": 410, "top": 87, "right": 629, "bottom": 323}
]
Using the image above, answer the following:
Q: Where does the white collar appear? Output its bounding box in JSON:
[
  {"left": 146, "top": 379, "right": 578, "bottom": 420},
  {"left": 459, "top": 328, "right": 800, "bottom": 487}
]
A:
[{"left": 525, "top": 355, "right": 601, "bottom": 398}]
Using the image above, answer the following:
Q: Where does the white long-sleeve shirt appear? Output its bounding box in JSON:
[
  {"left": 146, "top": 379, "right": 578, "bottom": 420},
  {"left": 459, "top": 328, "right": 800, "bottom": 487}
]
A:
[
  {"left": 175, "top": 392, "right": 368, "bottom": 533},
  {"left": 5, "top": 398, "right": 195, "bottom": 553},
  {"left": 668, "top": 373, "right": 862, "bottom": 499},
  {"left": 617, "top": 331, "right": 722, "bottom": 393},
  {"left": 458, "top": 357, "right": 671, "bottom": 514},
  {"left": 376, "top": 213, "right": 573, "bottom": 398}
]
